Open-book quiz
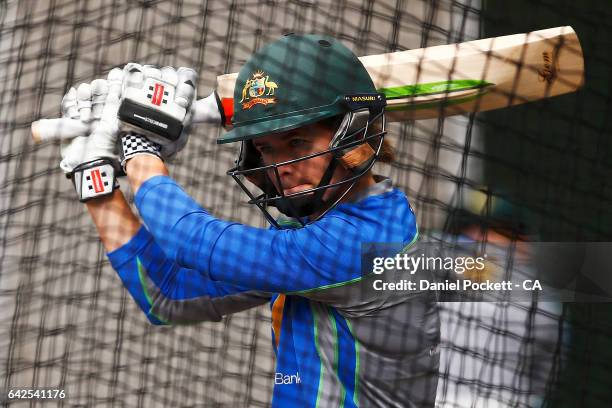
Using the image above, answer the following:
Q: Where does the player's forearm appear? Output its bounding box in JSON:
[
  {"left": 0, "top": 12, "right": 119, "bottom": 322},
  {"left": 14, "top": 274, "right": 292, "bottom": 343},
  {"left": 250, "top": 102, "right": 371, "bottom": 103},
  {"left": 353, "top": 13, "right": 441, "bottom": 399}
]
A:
[
  {"left": 85, "top": 189, "right": 141, "bottom": 252},
  {"left": 125, "top": 154, "right": 169, "bottom": 194},
  {"left": 107, "top": 226, "right": 271, "bottom": 325}
]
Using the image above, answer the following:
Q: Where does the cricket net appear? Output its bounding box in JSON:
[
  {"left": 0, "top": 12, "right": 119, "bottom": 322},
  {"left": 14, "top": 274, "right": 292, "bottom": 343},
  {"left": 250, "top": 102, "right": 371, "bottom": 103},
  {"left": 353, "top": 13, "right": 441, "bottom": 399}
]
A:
[{"left": 1, "top": 0, "right": 611, "bottom": 406}]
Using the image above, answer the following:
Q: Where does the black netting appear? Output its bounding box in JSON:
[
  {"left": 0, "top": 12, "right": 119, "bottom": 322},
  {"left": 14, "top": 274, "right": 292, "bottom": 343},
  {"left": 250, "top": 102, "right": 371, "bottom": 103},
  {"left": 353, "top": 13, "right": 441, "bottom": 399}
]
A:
[{"left": 1, "top": 0, "right": 611, "bottom": 407}]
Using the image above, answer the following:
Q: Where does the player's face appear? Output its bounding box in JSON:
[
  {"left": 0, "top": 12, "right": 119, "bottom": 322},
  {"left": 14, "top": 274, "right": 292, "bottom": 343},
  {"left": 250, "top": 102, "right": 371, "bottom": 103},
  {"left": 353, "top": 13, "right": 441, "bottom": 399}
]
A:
[{"left": 252, "top": 122, "right": 349, "bottom": 199}]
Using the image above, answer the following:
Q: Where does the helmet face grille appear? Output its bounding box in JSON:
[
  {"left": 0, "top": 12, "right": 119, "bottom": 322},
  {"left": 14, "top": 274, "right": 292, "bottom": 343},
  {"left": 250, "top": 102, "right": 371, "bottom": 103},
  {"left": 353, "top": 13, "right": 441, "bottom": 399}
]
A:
[{"left": 227, "top": 109, "right": 387, "bottom": 228}]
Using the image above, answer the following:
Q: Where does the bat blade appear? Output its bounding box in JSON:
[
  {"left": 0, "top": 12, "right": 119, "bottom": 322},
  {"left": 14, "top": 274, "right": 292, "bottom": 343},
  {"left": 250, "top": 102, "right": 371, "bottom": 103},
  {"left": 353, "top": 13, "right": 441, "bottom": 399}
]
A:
[
  {"left": 31, "top": 26, "right": 584, "bottom": 143},
  {"left": 217, "top": 26, "right": 584, "bottom": 123}
]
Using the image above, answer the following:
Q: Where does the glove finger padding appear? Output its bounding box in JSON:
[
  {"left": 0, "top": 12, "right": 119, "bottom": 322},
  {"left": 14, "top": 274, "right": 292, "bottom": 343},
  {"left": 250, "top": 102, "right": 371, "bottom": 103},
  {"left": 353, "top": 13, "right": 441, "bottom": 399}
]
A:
[
  {"left": 93, "top": 68, "right": 123, "bottom": 136},
  {"left": 161, "top": 66, "right": 178, "bottom": 87},
  {"left": 123, "top": 63, "right": 144, "bottom": 88},
  {"left": 61, "top": 87, "right": 79, "bottom": 119},
  {"left": 176, "top": 67, "right": 197, "bottom": 111},
  {"left": 159, "top": 67, "right": 198, "bottom": 159},
  {"left": 91, "top": 79, "right": 109, "bottom": 120},
  {"left": 77, "top": 83, "right": 93, "bottom": 123},
  {"left": 107, "top": 66, "right": 124, "bottom": 96},
  {"left": 60, "top": 85, "right": 89, "bottom": 173},
  {"left": 84, "top": 68, "right": 124, "bottom": 162},
  {"left": 142, "top": 65, "right": 163, "bottom": 81}
]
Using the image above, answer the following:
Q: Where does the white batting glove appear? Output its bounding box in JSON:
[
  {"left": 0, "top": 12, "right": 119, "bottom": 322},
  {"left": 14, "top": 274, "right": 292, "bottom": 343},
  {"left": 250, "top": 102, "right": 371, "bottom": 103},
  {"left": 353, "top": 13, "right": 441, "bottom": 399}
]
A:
[
  {"left": 59, "top": 68, "right": 124, "bottom": 201},
  {"left": 117, "top": 64, "right": 199, "bottom": 168},
  {"left": 31, "top": 80, "right": 225, "bottom": 145},
  {"left": 59, "top": 79, "right": 109, "bottom": 172},
  {"left": 58, "top": 86, "right": 89, "bottom": 174}
]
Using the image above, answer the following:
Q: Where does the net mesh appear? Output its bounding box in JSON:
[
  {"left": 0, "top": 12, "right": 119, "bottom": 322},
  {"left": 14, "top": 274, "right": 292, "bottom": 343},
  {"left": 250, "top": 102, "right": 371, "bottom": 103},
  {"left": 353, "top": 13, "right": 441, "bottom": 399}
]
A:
[{"left": 1, "top": 0, "right": 611, "bottom": 406}]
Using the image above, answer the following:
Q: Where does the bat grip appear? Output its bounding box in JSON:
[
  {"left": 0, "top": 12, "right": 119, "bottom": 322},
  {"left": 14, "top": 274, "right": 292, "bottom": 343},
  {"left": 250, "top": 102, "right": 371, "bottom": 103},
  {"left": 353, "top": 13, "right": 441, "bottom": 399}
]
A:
[{"left": 31, "top": 118, "right": 91, "bottom": 144}]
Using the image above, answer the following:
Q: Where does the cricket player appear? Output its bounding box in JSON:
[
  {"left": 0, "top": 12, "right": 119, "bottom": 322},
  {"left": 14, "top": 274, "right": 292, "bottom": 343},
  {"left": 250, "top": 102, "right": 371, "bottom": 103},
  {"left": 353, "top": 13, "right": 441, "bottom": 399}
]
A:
[{"left": 55, "top": 35, "right": 440, "bottom": 407}]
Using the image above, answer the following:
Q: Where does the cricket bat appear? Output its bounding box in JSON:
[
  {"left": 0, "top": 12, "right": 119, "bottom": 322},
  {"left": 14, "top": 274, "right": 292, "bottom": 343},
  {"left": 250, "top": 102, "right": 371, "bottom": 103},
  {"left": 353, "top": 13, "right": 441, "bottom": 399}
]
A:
[{"left": 32, "top": 26, "right": 583, "bottom": 143}]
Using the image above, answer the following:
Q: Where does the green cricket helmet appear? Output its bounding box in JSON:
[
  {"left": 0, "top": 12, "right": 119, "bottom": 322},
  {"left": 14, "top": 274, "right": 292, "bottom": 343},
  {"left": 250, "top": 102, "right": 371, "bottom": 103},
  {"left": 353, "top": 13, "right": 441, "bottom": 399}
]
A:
[{"left": 219, "top": 34, "right": 387, "bottom": 227}]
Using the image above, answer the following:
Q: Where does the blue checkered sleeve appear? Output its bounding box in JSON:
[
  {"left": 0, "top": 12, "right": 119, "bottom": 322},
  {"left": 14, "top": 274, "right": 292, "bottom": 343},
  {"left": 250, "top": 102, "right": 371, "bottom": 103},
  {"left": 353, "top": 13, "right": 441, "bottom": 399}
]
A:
[
  {"left": 107, "top": 225, "right": 270, "bottom": 325},
  {"left": 134, "top": 176, "right": 369, "bottom": 293}
]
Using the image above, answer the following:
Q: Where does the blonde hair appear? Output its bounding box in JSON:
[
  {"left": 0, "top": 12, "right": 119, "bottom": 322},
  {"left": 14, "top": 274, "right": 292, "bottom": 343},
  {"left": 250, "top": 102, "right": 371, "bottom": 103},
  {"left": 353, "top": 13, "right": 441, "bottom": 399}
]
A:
[
  {"left": 368, "top": 121, "right": 394, "bottom": 163},
  {"left": 319, "top": 115, "right": 395, "bottom": 164}
]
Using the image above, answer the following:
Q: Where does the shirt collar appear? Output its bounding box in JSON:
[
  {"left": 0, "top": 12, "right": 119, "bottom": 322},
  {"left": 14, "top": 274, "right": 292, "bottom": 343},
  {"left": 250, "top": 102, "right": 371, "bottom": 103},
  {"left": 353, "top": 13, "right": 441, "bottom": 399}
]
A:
[{"left": 345, "top": 175, "right": 393, "bottom": 204}]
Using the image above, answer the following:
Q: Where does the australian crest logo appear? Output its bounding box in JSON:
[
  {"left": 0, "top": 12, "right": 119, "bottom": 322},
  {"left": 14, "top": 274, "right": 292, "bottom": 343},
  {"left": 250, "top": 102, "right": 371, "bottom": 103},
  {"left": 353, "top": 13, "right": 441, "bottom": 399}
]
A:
[{"left": 240, "top": 70, "right": 278, "bottom": 110}]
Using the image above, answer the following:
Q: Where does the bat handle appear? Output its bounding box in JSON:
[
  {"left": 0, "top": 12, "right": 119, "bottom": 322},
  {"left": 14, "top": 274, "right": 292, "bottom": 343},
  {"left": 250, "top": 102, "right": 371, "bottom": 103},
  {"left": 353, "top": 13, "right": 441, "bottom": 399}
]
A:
[
  {"left": 31, "top": 118, "right": 91, "bottom": 144},
  {"left": 191, "top": 91, "right": 233, "bottom": 129},
  {"left": 33, "top": 91, "right": 232, "bottom": 144}
]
